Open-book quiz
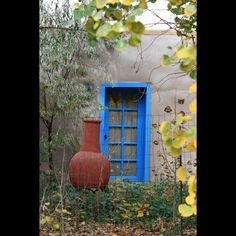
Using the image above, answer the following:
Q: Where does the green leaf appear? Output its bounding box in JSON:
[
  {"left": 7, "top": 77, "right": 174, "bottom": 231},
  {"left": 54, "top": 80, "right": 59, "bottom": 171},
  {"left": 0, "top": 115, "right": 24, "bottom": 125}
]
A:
[
  {"left": 169, "top": 146, "right": 182, "bottom": 157},
  {"left": 161, "top": 55, "right": 172, "bottom": 66},
  {"left": 129, "top": 33, "right": 142, "bottom": 47},
  {"left": 93, "top": 10, "right": 103, "bottom": 21},
  {"left": 112, "top": 21, "right": 127, "bottom": 33},
  {"left": 96, "top": 23, "right": 112, "bottom": 37},
  {"left": 106, "top": 31, "right": 120, "bottom": 39},
  {"left": 178, "top": 204, "right": 193, "bottom": 217},
  {"left": 127, "top": 8, "right": 143, "bottom": 22},
  {"left": 190, "top": 69, "right": 197, "bottom": 80},
  {"left": 112, "top": 10, "right": 122, "bottom": 20},
  {"left": 53, "top": 223, "right": 60, "bottom": 229},
  {"left": 180, "top": 61, "right": 194, "bottom": 72},
  {"left": 164, "top": 138, "right": 173, "bottom": 147},
  {"left": 88, "top": 39, "right": 98, "bottom": 47},
  {"left": 184, "top": 4, "right": 197, "bottom": 17},
  {"left": 74, "top": 8, "right": 84, "bottom": 21},
  {"left": 114, "top": 39, "right": 128, "bottom": 51},
  {"left": 85, "top": 17, "right": 95, "bottom": 31},
  {"left": 130, "top": 21, "right": 145, "bottom": 34}
]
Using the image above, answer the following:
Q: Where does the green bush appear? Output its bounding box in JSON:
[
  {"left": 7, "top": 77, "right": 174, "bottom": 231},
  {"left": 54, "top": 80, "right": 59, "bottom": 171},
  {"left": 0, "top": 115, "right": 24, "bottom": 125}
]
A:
[{"left": 40, "top": 174, "right": 196, "bottom": 231}]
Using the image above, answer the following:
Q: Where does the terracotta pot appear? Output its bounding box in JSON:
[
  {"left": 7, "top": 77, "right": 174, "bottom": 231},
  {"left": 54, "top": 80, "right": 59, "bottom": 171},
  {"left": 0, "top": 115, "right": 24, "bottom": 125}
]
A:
[{"left": 69, "top": 119, "right": 110, "bottom": 190}]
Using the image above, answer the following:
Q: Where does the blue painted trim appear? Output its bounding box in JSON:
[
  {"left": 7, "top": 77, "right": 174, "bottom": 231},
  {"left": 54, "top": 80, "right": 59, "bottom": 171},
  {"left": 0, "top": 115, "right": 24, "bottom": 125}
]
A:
[
  {"left": 103, "top": 82, "right": 149, "bottom": 88},
  {"left": 100, "top": 82, "right": 151, "bottom": 182},
  {"left": 144, "top": 84, "right": 151, "bottom": 182},
  {"left": 100, "top": 84, "right": 106, "bottom": 155}
]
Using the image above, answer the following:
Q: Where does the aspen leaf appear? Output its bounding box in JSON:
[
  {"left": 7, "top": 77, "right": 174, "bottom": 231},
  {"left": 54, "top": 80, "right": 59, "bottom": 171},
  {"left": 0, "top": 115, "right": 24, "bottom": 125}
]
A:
[
  {"left": 96, "top": 23, "right": 112, "bottom": 37},
  {"left": 172, "top": 130, "right": 187, "bottom": 148},
  {"left": 92, "top": 10, "right": 103, "bottom": 21},
  {"left": 112, "top": 21, "right": 127, "bottom": 33},
  {"left": 129, "top": 33, "right": 142, "bottom": 47},
  {"left": 185, "top": 140, "right": 196, "bottom": 152},
  {"left": 184, "top": 4, "right": 197, "bottom": 17},
  {"left": 114, "top": 39, "right": 128, "bottom": 51},
  {"left": 164, "top": 106, "right": 172, "bottom": 112},
  {"left": 189, "top": 99, "right": 196, "bottom": 114},
  {"left": 161, "top": 55, "right": 172, "bottom": 67},
  {"left": 130, "top": 21, "right": 145, "bottom": 34},
  {"left": 176, "top": 45, "right": 196, "bottom": 60},
  {"left": 177, "top": 166, "right": 187, "bottom": 182},
  {"left": 185, "top": 195, "right": 195, "bottom": 205},
  {"left": 137, "top": 210, "right": 144, "bottom": 217},
  {"left": 190, "top": 69, "right": 197, "bottom": 80},
  {"left": 192, "top": 204, "right": 197, "bottom": 215},
  {"left": 178, "top": 204, "right": 193, "bottom": 217},
  {"left": 53, "top": 223, "right": 60, "bottom": 229},
  {"left": 189, "top": 83, "right": 196, "bottom": 93},
  {"left": 160, "top": 121, "right": 171, "bottom": 134},
  {"left": 188, "top": 182, "right": 196, "bottom": 195},
  {"left": 96, "top": 0, "right": 106, "bottom": 9},
  {"left": 120, "top": 0, "right": 133, "bottom": 6},
  {"left": 106, "top": 0, "right": 119, "bottom": 3},
  {"left": 188, "top": 175, "right": 196, "bottom": 186},
  {"left": 178, "top": 99, "right": 185, "bottom": 104},
  {"left": 169, "top": 146, "right": 182, "bottom": 157},
  {"left": 139, "top": 0, "right": 147, "bottom": 9}
]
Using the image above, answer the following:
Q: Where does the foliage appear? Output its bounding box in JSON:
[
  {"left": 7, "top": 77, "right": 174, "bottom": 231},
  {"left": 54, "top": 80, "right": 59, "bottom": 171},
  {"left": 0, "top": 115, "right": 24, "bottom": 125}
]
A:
[
  {"left": 71, "top": 0, "right": 147, "bottom": 48},
  {"left": 40, "top": 175, "right": 196, "bottom": 234},
  {"left": 40, "top": 0, "right": 110, "bottom": 170}
]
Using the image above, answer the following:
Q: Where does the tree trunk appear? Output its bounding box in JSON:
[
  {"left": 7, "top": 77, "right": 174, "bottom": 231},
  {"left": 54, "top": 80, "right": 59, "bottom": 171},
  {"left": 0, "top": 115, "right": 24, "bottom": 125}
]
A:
[{"left": 48, "top": 122, "right": 54, "bottom": 172}]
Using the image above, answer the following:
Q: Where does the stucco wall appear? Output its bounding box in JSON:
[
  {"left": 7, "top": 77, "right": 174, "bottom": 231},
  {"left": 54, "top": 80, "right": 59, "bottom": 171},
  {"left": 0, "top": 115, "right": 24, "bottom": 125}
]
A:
[{"left": 105, "top": 31, "right": 196, "bottom": 181}]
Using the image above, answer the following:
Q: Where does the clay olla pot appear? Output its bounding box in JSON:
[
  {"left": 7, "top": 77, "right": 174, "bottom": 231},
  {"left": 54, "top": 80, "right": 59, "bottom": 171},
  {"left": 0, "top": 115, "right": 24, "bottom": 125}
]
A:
[{"left": 69, "top": 119, "right": 110, "bottom": 190}]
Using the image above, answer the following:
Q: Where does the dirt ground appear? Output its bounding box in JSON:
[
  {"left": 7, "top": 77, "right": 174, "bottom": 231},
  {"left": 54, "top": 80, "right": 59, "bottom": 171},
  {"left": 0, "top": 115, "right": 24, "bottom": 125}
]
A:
[{"left": 40, "top": 222, "right": 196, "bottom": 236}]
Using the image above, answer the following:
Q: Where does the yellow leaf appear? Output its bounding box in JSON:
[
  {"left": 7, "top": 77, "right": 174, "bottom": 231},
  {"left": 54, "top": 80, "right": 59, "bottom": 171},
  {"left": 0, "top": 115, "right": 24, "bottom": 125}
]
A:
[
  {"left": 188, "top": 182, "right": 196, "bottom": 195},
  {"left": 144, "top": 203, "right": 150, "bottom": 208},
  {"left": 184, "top": 4, "right": 197, "bottom": 17},
  {"left": 185, "top": 195, "right": 195, "bottom": 205},
  {"left": 189, "top": 83, "right": 196, "bottom": 93},
  {"left": 188, "top": 175, "right": 196, "bottom": 186},
  {"left": 189, "top": 98, "right": 196, "bottom": 114},
  {"left": 185, "top": 140, "right": 196, "bottom": 152},
  {"left": 176, "top": 45, "right": 196, "bottom": 60},
  {"left": 120, "top": 0, "right": 133, "bottom": 6},
  {"left": 139, "top": 0, "right": 147, "bottom": 9},
  {"left": 192, "top": 204, "right": 197, "bottom": 215},
  {"left": 137, "top": 210, "right": 144, "bottom": 217},
  {"left": 177, "top": 166, "right": 187, "bottom": 182},
  {"left": 178, "top": 204, "right": 193, "bottom": 217},
  {"left": 96, "top": 0, "right": 106, "bottom": 9},
  {"left": 172, "top": 130, "right": 187, "bottom": 148},
  {"left": 106, "top": 0, "right": 119, "bottom": 3},
  {"left": 160, "top": 121, "right": 171, "bottom": 134}
]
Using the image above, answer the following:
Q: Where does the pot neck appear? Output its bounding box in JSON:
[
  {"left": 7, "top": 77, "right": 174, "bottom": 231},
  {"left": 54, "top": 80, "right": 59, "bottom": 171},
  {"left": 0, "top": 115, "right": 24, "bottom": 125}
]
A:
[{"left": 80, "top": 120, "right": 101, "bottom": 153}]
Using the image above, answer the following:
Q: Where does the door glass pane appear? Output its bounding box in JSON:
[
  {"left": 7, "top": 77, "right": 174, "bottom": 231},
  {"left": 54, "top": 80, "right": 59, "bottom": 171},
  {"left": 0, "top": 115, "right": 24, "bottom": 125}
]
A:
[
  {"left": 109, "top": 111, "right": 122, "bottom": 125},
  {"left": 124, "top": 111, "right": 137, "bottom": 125},
  {"left": 109, "top": 94, "right": 122, "bottom": 108},
  {"left": 124, "top": 128, "right": 137, "bottom": 142},
  {"left": 109, "top": 128, "right": 121, "bottom": 142},
  {"left": 124, "top": 94, "right": 139, "bottom": 108},
  {"left": 109, "top": 144, "right": 121, "bottom": 159},
  {"left": 123, "top": 162, "right": 136, "bottom": 176},
  {"left": 110, "top": 162, "right": 121, "bottom": 176},
  {"left": 124, "top": 145, "right": 136, "bottom": 159}
]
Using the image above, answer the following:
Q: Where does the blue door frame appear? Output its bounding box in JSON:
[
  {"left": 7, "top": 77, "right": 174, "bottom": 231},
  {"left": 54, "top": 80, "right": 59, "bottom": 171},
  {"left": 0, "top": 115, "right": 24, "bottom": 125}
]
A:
[{"left": 100, "top": 82, "right": 151, "bottom": 182}]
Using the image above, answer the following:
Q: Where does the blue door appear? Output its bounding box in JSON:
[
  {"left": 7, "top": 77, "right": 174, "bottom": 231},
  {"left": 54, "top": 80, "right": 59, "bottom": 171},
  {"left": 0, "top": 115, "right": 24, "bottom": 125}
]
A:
[{"left": 100, "top": 83, "right": 151, "bottom": 182}]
